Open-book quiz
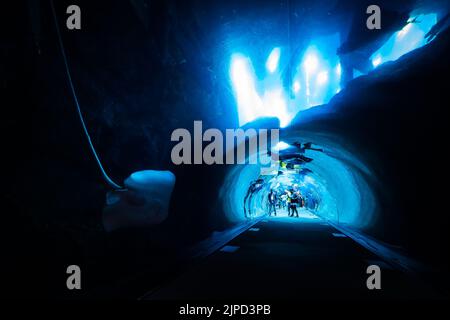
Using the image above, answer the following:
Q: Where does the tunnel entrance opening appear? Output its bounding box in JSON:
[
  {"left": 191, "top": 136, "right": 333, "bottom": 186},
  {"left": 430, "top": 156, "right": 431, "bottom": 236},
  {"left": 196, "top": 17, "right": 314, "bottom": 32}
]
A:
[
  {"left": 220, "top": 135, "right": 376, "bottom": 230},
  {"left": 240, "top": 140, "right": 325, "bottom": 221},
  {"left": 243, "top": 161, "right": 322, "bottom": 221}
]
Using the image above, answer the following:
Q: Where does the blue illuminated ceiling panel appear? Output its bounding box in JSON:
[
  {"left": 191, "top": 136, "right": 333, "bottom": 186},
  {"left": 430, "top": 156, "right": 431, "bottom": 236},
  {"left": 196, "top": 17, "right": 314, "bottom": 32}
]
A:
[
  {"left": 229, "top": 13, "right": 438, "bottom": 129},
  {"left": 370, "top": 14, "right": 438, "bottom": 68}
]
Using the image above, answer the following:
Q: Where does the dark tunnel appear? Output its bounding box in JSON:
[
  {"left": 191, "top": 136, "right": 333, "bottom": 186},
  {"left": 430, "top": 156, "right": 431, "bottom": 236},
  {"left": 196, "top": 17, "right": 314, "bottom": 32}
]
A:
[{"left": 6, "top": 0, "right": 450, "bottom": 300}]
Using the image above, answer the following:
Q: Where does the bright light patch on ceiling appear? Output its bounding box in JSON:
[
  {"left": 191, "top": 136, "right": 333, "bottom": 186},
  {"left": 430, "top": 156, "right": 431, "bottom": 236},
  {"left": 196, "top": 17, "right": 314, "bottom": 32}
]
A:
[
  {"left": 372, "top": 55, "right": 382, "bottom": 67},
  {"left": 266, "top": 47, "right": 281, "bottom": 73},
  {"left": 230, "top": 52, "right": 290, "bottom": 128},
  {"left": 317, "top": 71, "right": 329, "bottom": 85},
  {"left": 230, "top": 37, "right": 342, "bottom": 127},
  {"left": 370, "top": 13, "right": 437, "bottom": 69},
  {"left": 230, "top": 54, "right": 263, "bottom": 127},
  {"left": 293, "top": 80, "right": 301, "bottom": 93},
  {"left": 303, "top": 53, "right": 319, "bottom": 74},
  {"left": 336, "top": 63, "right": 341, "bottom": 77},
  {"left": 230, "top": 14, "right": 437, "bottom": 129},
  {"left": 272, "top": 141, "right": 291, "bottom": 152},
  {"left": 261, "top": 88, "right": 290, "bottom": 127}
]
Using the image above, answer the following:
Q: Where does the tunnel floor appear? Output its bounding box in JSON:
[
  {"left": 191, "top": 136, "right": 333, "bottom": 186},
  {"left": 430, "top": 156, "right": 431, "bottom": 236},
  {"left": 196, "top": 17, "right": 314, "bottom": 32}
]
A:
[{"left": 144, "top": 213, "right": 439, "bottom": 300}]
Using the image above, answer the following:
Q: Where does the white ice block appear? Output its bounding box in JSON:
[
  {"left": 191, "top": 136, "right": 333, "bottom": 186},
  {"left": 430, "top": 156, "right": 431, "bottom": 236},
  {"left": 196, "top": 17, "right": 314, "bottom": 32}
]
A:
[{"left": 102, "top": 170, "right": 176, "bottom": 232}]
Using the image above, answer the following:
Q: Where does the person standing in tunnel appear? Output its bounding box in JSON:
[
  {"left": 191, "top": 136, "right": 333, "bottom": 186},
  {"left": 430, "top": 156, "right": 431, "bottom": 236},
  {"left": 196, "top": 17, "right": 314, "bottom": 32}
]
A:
[
  {"left": 299, "top": 192, "right": 305, "bottom": 210},
  {"left": 267, "top": 189, "right": 277, "bottom": 217},
  {"left": 290, "top": 191, "right": 299, "bottom": 218},
  {"left": 286, "top": 190, "right": 292, "bottom": 217},
  {"left": 280, "top": 190, "right": 289, "bottom": 209}
]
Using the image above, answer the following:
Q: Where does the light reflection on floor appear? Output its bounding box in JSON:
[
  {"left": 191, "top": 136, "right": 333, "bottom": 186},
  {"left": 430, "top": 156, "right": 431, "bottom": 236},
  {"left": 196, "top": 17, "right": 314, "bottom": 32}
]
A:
[{"left": 266, "top": 208, "right": 320, "bottom": 221}]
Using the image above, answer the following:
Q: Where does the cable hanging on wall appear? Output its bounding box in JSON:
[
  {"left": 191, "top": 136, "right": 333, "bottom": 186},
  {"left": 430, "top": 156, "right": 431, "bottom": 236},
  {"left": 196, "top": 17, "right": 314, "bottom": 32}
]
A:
[{"left": 50, "top": 0, "right": 124, "bottom": 190}]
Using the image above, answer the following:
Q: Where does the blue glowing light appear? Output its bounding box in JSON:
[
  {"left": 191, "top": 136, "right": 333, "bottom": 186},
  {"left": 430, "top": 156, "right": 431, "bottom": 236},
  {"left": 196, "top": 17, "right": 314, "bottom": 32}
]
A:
[
  {"left": 230, "top": 54, "right": 263, "bottom": 127},
  {"left": 303, "top": 53, "right": 319, "bottom": 74},
  {"left": 316, "top": 71, "right": 329, "bottom": 85},
  {"left": 230, "top": 36, "right": 342, "bottom": 127},
  {"left": 335, "top": 63, "right": 341, "bottom": 77},
  {"left": 293, "top": 80, "right": 301, "bottom": 93},
  {"left": 370, "top": 14, "right": 437, "bottom": 68},
  {"left": 297, "top": 41, "right": 341, "bottom": 108},
  {"left": 230, "top": 12, "right": 438, "bottom": 129},
  {"left": 372, "top": 55, "right": 382, "bottom": 67},
  {"left": 266, "top": 47, "right": 281, "bottom": 73},
  {"left": 272, "top": 141, "right": 291, "bottom": 152},
  {"left": 230, "top": 52, "right": 291, "bottom": 128}
]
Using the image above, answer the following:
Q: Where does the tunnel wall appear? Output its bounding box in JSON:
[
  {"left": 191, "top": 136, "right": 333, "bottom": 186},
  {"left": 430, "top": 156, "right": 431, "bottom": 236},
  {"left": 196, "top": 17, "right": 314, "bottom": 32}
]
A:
[
  {"left": 287, "top": 27, "right": 450, "bottom": 268},
  {"left": 291, "top": 136, "right": 376, "bottom": 228},
  {"left": 220, "top": 164, "right": 262, "bottom": 222}
]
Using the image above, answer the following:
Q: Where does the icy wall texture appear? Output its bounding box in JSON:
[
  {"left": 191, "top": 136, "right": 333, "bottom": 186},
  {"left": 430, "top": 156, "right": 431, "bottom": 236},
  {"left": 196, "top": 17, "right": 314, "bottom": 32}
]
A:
[{"left": 287, "top": 27, "right": 450, "bottom": 264}]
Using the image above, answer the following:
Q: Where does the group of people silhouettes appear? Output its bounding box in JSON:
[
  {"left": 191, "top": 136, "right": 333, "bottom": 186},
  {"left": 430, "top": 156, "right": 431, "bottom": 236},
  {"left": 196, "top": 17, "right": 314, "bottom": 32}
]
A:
[
  {"left": 267, "top": 187, "right": 305, "bottom": 217},
  {"left": 244, "top": 179, "right": 307, "bottom": 219}
]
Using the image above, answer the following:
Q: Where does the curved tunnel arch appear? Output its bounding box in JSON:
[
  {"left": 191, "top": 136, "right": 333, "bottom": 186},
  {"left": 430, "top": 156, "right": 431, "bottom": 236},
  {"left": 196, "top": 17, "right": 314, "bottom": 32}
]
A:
[{"left": 219, "top": 129, "right": 377, "bottom": 229}]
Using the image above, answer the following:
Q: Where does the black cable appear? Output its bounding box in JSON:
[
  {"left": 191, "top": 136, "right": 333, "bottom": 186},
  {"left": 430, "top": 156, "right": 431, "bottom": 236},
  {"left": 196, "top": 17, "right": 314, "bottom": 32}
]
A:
[{"left": 50, "top": 0, "right": 123, "bottom": 189}]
